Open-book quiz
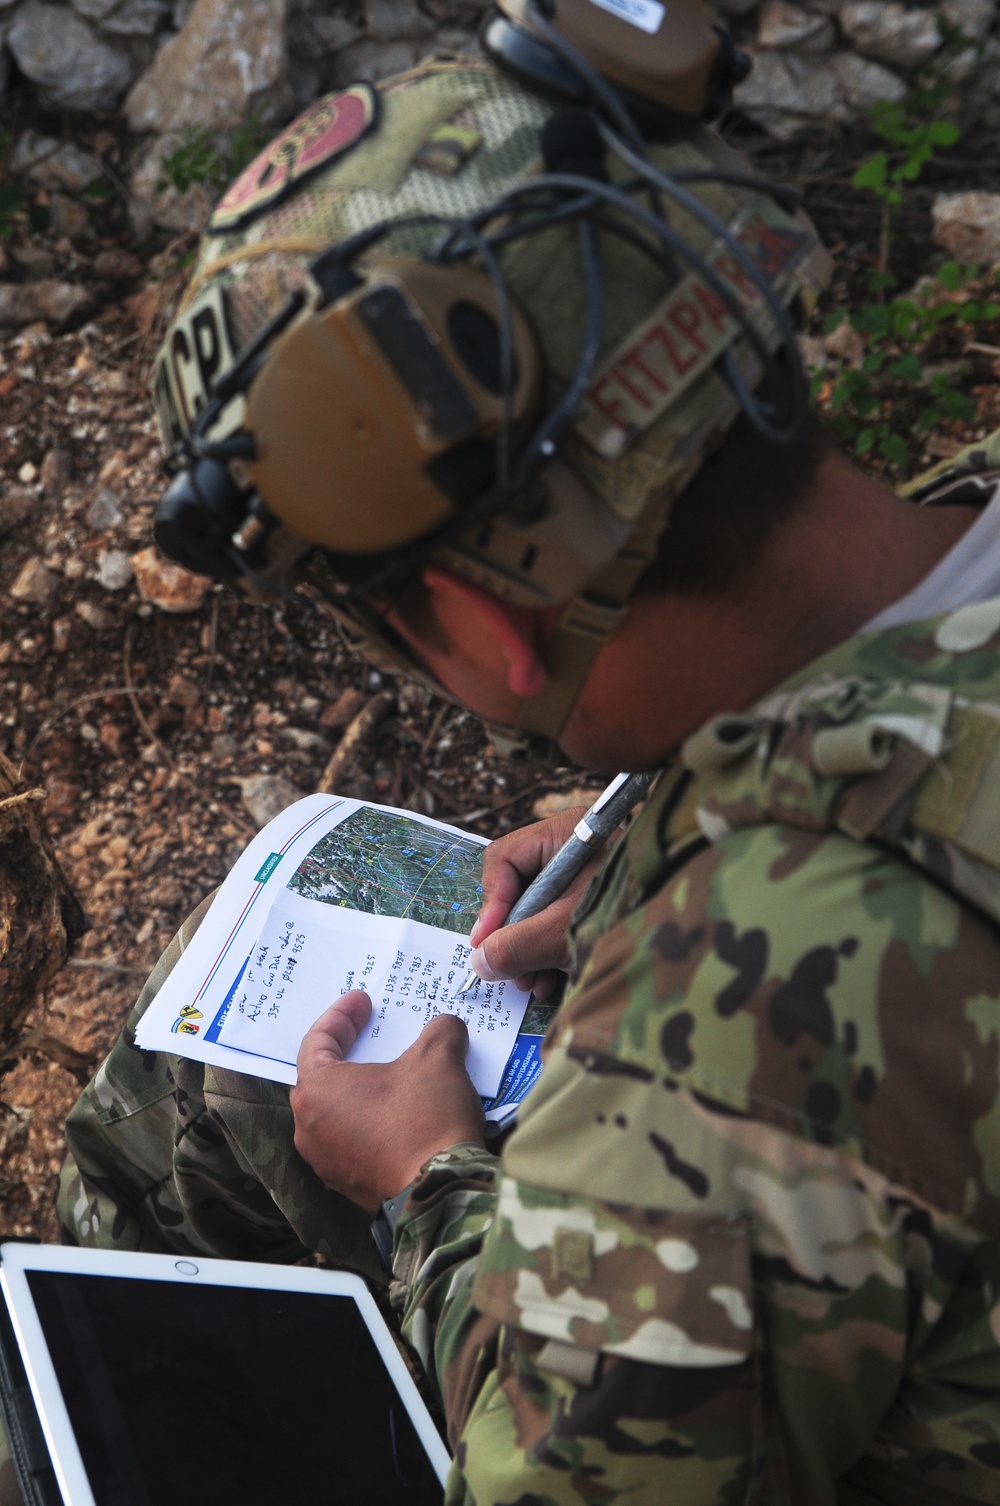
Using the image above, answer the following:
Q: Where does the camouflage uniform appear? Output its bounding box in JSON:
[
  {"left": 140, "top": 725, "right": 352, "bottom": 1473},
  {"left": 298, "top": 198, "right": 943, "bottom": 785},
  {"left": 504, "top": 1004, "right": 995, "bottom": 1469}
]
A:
[
  {"left": 57, "top": 893, "right": 382, "bottom": 1282},
  {"left": 389, "top": 596, "right": 1000, "bottom": 1505}
]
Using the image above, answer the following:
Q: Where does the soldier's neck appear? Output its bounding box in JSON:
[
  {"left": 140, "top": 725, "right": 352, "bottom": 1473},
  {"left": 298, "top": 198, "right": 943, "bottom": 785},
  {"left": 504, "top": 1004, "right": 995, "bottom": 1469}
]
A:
[{"left": 559, "top": 451, "right": 981, "bottom": 771}]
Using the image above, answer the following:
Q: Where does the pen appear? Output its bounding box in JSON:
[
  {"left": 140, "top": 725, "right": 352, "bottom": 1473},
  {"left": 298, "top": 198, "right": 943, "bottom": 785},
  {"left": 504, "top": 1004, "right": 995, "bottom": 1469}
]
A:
[{"left": 458, "top": 770, "right": 658, "bottom": 995}]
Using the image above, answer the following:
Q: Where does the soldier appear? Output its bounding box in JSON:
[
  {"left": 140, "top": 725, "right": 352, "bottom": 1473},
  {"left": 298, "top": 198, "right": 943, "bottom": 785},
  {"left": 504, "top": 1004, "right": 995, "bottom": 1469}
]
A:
[{"left": 56, "top": 0, "right": 1000, "bottom": 1500}]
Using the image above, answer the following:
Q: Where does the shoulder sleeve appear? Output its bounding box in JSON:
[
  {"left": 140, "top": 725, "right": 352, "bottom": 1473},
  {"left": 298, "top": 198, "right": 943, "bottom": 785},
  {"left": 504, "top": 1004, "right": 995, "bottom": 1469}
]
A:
[{"left": 396, "top": 826, "right": 1000, "bottom": 1502}]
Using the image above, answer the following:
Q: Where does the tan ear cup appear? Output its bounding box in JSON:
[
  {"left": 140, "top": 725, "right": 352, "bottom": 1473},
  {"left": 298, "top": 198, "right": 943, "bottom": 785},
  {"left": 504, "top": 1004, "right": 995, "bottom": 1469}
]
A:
[{"left": 246, "top": 258, "right": 542, "bottom": 554}]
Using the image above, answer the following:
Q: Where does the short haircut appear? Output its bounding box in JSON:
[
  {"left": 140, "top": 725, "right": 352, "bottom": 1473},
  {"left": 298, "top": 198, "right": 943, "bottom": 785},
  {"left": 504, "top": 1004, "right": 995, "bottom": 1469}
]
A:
[{"left": 637, "top": 410, "right": 831, "bottom": 596}]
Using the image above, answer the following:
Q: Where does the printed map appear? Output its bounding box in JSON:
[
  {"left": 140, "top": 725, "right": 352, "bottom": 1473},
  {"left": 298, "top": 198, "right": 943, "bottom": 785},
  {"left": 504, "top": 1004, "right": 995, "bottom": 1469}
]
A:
[{"left": 287, "top": 807, "right": 484, "bottom": 935}]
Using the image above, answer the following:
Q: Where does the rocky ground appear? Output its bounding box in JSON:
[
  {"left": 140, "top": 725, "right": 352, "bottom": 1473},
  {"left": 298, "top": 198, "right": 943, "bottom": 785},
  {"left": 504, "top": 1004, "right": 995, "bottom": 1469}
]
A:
[{"left": 2, "top": 96, "right": 1000, "bottom": 1242}]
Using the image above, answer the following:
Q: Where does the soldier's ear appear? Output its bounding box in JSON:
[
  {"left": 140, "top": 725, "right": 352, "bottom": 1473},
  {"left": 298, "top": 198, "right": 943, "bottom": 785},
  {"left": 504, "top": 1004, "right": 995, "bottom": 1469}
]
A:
[{"left": 421, "top": 566, "right": 548, "bottom": 698}]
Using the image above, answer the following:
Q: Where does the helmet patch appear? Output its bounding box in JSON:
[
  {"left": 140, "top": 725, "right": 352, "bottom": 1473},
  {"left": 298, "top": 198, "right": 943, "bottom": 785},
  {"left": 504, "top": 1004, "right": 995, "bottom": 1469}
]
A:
[{"left": 209, "top": 84, "right": 379, "bottom": 235}]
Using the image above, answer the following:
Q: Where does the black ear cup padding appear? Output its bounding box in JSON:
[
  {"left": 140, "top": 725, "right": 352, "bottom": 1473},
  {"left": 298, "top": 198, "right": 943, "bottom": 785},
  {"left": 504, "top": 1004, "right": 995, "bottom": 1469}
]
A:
[
  {"left": 153, "top": 459, "right": 247, "bottom": 583},
  {"left": 447, "top": 301, "right": 520, "bottom": 396}
]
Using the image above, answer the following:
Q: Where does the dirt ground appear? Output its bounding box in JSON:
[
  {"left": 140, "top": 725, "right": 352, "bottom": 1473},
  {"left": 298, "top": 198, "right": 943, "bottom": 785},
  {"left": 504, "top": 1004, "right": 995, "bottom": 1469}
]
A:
[{"left": 2, "top": 105, "right": 999, "bottom": 1242}]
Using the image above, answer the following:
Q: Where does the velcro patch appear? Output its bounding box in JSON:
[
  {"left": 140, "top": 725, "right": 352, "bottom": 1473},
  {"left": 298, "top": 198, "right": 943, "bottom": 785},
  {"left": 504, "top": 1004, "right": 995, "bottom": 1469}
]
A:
[
  {"left": 574, "top": 204, "right": 814, "bottom": 461},
  {"left": 210, "top": 85, "right": 379, "bottom": 234}
]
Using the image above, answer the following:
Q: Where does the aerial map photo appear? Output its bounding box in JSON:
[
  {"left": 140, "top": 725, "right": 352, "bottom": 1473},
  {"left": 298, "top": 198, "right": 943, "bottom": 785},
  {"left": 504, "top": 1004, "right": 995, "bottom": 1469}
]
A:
[{"left": 287, "top": 807, "right": 485, "bottom": 935}]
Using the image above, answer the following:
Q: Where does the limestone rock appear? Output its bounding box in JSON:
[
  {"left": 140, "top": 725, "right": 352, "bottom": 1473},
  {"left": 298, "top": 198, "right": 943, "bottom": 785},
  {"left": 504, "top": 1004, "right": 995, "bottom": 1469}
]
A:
[
  {"left": 11, "top": 556, "right": 57, "bottom": 607},
  {"left": 236, "top": 773, "right": 304, "bottom": 829},
  {"left": 130, "top": 545, "right": 212, "bottom": 611},
  {"left": 933, "top": 191, "right": 1000, "bottom": 265},
  {"left": 9, "top": 131, "right": 101, "bottom": 191},
  {"left": 8, "top": 1, "right": 136, "bottom": 111},
  {"left": 125, "top": 0, "right": 290, "bottom": 134},
  {"left": 758, "top": 0, "right": 834, "bottom": 51},
  {"left": 839, "top": 2, "right": 942, "bottom": 70},
  {"left": 734, "top": 49, "right": 848, "bottom": 139},
  {"left": 940, "top": 0, "right": 996, "bottom": 40},
  {"left": 86, "top": 487, "right": 124, "bottom": 530},
  {"left": 0, "top": 281, "right": 90, "bottom": 329},
  {"left": 97, "top": 548, "right": 134, "bottom": 590},
  {"left": 829, "top": 51, "right": 907, "bottom": 114}
]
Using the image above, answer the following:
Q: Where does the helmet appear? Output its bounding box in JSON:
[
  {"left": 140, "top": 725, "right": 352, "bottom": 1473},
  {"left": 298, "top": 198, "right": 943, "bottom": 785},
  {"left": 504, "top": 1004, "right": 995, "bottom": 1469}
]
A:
[{"left": 150, "top": 10, "right": 831, "bottom": 754}]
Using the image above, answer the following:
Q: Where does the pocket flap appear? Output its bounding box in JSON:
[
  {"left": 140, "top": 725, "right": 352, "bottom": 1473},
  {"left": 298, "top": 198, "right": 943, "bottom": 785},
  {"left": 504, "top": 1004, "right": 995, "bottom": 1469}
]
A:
[{"left": 473, "top": 1176, "right": 753, "bottom": 1367}]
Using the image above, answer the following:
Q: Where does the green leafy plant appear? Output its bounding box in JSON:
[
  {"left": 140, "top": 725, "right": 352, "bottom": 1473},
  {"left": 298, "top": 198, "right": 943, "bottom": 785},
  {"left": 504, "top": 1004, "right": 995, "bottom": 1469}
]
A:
[
  {"left": 851, "top": 98, "right": 959, "bottom": 209},
  {"left": 158, "top": 116, "right": 270, "bottom": 197},
  {"left": 814, "top": 263, "right": 1000, "bottom": 471},
  {"left": 0, "top": 183, "right": 27, "bottom": 240}
]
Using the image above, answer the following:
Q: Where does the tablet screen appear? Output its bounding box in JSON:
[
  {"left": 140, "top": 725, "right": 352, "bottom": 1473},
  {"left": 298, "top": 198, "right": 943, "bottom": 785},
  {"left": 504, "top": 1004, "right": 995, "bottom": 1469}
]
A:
[{"left": 25, "top": 1272, "right": 443, "bottom": 1506}]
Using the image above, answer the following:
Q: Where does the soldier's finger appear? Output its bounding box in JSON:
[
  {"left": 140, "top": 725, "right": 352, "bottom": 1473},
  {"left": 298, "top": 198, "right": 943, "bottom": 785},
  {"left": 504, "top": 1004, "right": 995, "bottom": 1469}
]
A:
[
  {"left": 296, "top": 990, "right": 372, "bottom": 1074},
  {"left": 471, "top": 811, "right": 588, "bottom": 946}
]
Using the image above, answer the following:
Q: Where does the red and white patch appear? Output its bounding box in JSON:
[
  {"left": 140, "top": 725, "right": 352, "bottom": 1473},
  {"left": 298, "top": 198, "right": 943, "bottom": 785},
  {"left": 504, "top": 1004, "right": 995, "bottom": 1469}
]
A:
[{"left": 210, "top": 84, "right": 378, "bottom": 234}]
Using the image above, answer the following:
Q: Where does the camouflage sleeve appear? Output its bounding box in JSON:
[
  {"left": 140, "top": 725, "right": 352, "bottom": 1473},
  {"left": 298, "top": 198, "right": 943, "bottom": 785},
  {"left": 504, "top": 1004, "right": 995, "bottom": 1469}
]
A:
[
  {"left": 393, "top": 825, "right": 1000, "bottom": 1503},
  {"left": 58, "top": 895, "right": 381, "bottom": 1280}
]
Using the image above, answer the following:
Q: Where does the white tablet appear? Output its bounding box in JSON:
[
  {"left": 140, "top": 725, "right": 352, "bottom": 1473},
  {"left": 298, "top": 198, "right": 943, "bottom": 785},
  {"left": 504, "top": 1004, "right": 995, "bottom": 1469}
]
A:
[{"left": 0, "top": 1243, "right": 450, "bottom": 1506}]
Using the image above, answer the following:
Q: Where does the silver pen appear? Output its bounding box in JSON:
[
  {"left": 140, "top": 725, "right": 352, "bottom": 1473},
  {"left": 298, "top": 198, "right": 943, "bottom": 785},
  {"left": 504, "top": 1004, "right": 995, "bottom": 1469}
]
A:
[{"left": 458, "top": 770, "right": 658, "bottom": 995}]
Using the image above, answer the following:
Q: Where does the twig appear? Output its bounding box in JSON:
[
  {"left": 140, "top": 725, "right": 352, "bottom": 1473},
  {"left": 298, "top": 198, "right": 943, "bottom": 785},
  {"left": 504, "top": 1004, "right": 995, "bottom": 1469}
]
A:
[
  {"left": 67, "top": 958, "right": 149, "bottom": 977},
  {"left": 460, "top": 786, "right": 547, "bottom": 825},
  {"left": 317, "top": 691, "right": 395, "bottom": 794},
  {"left": 206, "top": 593, "right": 221, "bottom": 689},
  {"left": 965, "top": 341, "right": 1000, "bottom": 358},
  {"left": 124, "top": 621, "right": 173, "bottom": 766},
  {"left": 421, "top": 701, "right": 450, "bottom": 756}
]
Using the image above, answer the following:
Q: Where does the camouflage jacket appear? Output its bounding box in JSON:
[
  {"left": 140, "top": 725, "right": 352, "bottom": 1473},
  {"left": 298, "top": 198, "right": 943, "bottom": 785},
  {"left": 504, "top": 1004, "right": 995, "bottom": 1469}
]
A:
[{"left": 391, "top": 601, "right": 1000, "bottom": 1505}]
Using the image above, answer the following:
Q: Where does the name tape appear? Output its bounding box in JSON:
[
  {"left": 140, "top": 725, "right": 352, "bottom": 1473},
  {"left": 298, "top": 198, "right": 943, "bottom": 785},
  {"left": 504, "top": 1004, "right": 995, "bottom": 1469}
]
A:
[{"left": 574, "top": 207, "right": 814, "bottom": 461}]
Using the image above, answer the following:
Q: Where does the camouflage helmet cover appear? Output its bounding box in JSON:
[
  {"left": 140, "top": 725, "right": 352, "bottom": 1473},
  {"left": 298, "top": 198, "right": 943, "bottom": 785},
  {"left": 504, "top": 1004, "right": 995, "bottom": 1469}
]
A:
[{"left": 152, "top": 53, "right": 831, "bottom": 750}]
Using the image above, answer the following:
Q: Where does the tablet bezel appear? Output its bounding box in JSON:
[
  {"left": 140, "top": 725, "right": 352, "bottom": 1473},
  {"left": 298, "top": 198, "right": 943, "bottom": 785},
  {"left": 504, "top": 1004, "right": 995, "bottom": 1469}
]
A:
[{"left": 0, "top": 1243, "right": 451, "bottom": 1506}]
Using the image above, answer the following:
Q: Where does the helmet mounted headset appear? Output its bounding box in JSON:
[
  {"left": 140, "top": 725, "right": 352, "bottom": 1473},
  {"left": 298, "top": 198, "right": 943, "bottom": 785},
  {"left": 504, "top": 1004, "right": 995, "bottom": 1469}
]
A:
[{"left": 151, "top": 0, "right": 831, "bottom": 755}]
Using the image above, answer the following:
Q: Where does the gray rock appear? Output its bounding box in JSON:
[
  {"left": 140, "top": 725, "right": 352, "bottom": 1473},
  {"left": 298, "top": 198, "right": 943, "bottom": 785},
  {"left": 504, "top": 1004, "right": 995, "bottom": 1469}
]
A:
[
  {"left": 125, "top": 0, "right": 290, "bottom": 133},
  {"left": 8, "top": 1, "right": 137, "bottom": 111},
  {"left": 291, "top": 11, "right": 362, "bottom": 52},
  {"left": 734, "top": 48, "right": 848, "bottom": 139},
  {"left": 758, "top": 0, "right": 835, "bottom": 51},
  {"left": 74, "top": 0, "right": 170, "bottom": 34},
  {"left": 0, "top": 280, "right": 90, "bottom": 328},
  {"left": 933, "top": 190, "right": 1000, "bottom": 264},
  {"left": 9, "top": 131, "right": 102, "bottom": 192},
  {"left": 839, "top": 3, "right": 942, "bottom": 70},
  {"left": 331, "top": 35, "right": 421, "bottom": 85},
  {"left": 0, "top": 485, "right": 34, "bottom": 536},
  {"left": 364, "top": 0, "right": 433, "bottom": 41},
  {"left": 10, "top": 244, "right": 57, "bottom": 277},
  {"left": 237, "top": 773, "right": 304, "bottom": 828},
  {"left": 829, "top": 50, "right": 907, "bottom": 112},
  {"left": 87, "top": 486, "right": 125, "bottom": 530},
  {"left": 97, "top": 548, "right": 134, "bottom": 590},
  {"left": 940, "top": 0, "right": 996, "bottom": 41}
]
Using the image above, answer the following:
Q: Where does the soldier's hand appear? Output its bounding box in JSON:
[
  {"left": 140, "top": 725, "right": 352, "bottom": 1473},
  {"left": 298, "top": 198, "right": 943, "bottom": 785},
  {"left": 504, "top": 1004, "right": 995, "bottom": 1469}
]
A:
[
  {"left": 291, "top": 990, "right": 486, "bottom": 1214},
  {"left": 469, "top": 809, "right": 602, "bottom": 998}
]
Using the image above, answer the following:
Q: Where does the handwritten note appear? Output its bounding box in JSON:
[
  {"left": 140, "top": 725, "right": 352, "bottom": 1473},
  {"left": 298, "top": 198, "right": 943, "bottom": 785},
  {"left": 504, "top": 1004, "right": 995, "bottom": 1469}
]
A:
[{"left": 210, "top": 891, "right": 525, "bottom": 1095}]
